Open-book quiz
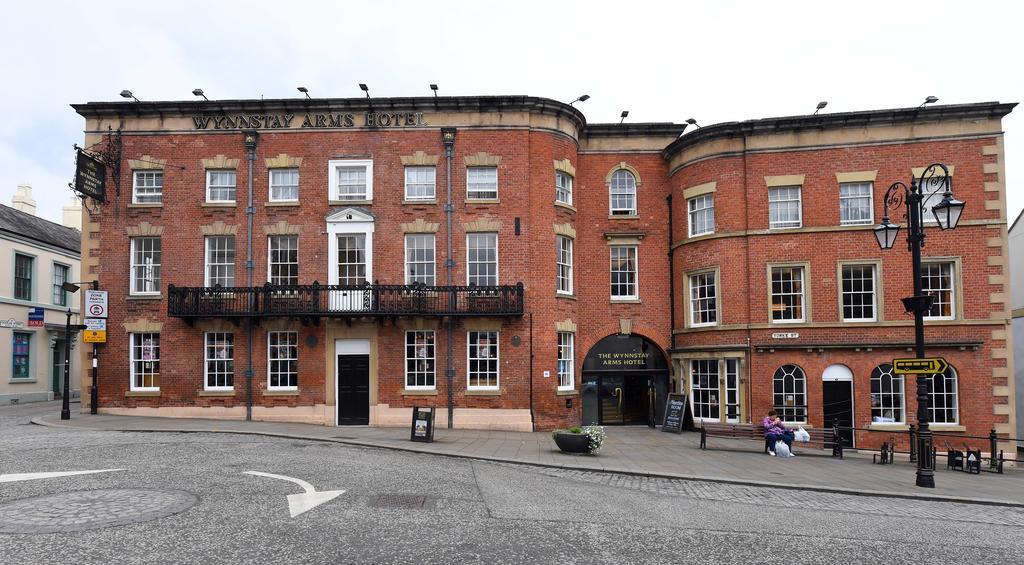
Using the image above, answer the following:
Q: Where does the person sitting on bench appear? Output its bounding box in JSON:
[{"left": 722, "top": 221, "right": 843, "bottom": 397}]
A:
[{"left": 763, "top": 410, "right": 795, "bottom": 457}]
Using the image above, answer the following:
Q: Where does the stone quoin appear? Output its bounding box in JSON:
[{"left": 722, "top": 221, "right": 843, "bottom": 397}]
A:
[{"left": 71, "top": 94, "right": 1017, "bottom": 453}]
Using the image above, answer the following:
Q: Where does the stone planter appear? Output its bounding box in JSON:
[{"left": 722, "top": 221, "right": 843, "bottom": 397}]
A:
[{"left": 553, "top": 432, "right": 591, "bottom": 454}]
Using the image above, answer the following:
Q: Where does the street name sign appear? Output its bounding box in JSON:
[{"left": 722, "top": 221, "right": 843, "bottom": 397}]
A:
[{"left": 892, "top": 357, "right": 948, "bottom": 375}]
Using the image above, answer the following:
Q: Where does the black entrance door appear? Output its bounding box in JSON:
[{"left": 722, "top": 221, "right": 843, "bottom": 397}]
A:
[
  {"left": 822, "top": 381, "right": 854, "bottom": 447},
  {"left": 337, "top": 354, "right": 369, "bottom": 425},
  {"left": 597, "top": 375, "right": 656, "bottom": 425}
]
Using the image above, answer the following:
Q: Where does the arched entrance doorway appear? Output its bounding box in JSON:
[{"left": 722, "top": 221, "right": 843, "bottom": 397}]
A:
[{"left": 581, "top": 334, "right": 670, "bottom": 426}]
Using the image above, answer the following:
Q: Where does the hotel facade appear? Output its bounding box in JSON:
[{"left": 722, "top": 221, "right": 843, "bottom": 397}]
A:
[{"left": 72, "top": 95, "right": 1016, "bottom": 450}]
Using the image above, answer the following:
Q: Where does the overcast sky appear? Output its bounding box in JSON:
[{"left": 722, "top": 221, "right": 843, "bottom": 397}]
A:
[{"left": 1, "top": 0, "right": 1021, "bottom": 226}]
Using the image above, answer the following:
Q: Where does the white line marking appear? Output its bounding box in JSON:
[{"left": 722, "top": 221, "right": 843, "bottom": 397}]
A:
[
  {"left": 243, "top": 471, "right": 345, "bottom": 517},
  {"left": 0, "top": 469, "right": 125, "bottom": 483}
]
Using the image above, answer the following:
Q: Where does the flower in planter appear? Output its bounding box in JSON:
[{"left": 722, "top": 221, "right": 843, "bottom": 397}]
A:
[{"left": 581, "top": 425, "right": 605, "bottom": 454}]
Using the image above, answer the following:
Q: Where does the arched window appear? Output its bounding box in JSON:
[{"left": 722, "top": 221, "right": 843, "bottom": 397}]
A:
[
  {"left": 609, "top": 170, "right": 637, "bottom": 215},
  {"left": 926, "top": 366, "right": 959, "bottom": 424},
  {"left": 870, "top": 363, "right": 904, "bottom": 424},
  {"left": 772, "top": 364, "right": 806, "bottom": 423}
]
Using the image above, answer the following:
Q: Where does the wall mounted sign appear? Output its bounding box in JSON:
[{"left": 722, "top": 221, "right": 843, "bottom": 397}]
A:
[
  {"left": 892, "top": 357, "right": 948, "bottom": 374},
  {"left": 27, "top": 308, "right": 44, "bottom": 327},
  {"left": 0, "top": 319, "right": 24, "bottom": 329},
  {"left": 191, "top": 112, "right": 427, "bottom": 130},
  {"left": 74, "top": 150, "right": 106, "bottom": 202},
  {"left": 771, "top": 332, "right": 799, "bottom": 339}
]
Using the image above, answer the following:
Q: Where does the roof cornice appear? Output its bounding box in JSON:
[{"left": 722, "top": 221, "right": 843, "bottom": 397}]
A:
[
  {"left": 71, "top": 95, "right": 587, "bottom": 131},
  {"left": 663, "top": 101, "right": 1017, "bottom": 161}
]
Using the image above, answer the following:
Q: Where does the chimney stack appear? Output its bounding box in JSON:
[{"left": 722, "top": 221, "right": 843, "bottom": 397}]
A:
[
  {"left": 62, "top": 196, "right": 82, "bottom": 231},
  {"left": 11, "top": 184, "right": 36, "bottom": 215}
]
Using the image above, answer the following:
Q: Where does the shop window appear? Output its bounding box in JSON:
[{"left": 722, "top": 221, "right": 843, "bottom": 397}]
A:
[
  {"left": 204, "top": 332, "right": 234, "bottom": 390},
  {"left": 870, "top": 363, "right": 903, "bottom": 423},
  {"left": 12, "top": 333, "right": 31, "bottom": 379},
  {"left": 557, "top": 332, "right": 574, "bottom": 390},
  {"left": 772, "top": 364, "right": 806, "bottom": 423},
  {"left": 405, "top": 330, "right": 435, "bottom": 389},
  {"left": 130, "top": 333, "right": 160, "bottom": 390},
  {"left": 467, "top": 331, "right": 499, "bottom": 389},
  {"left": 267, "top": 331, "right": 298, "bottom": 389},
  {"left": 927, "top": 367, "right": 959, "bottom": 424}
]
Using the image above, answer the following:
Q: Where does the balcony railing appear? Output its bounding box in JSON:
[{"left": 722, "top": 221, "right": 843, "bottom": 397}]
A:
[{"left": 167, "top": 282, "right": 524, "bottom": 320}]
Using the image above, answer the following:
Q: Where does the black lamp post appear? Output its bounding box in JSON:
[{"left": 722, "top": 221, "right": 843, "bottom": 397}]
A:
[{"left": 874, "top": 163, "right": 964, "bottom": 488}]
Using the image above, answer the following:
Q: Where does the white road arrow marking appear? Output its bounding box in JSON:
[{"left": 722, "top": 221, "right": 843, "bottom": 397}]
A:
[
  {"left": 0, "top": 469, "right": 125, "bottom": 483},
  {"left": 243, "top": 471, "right": 345, "bottom": 518}
]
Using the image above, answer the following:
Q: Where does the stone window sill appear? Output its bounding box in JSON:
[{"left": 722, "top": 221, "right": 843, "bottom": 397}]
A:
[
  {"left": 556, "top": 293, "right": 577, "bottom": 301},
  {"left": 127, "top": 294, "right": 162, "bottom": 301},
  {"left": 608, "top": 214, "right": 638, "bottom": 220},
  {"left": 556, "top": 389, "right": 578, "bottom": 397},
  {"left": 402, "top": 389, "right": 438, "bottom": 396},
  {"left": 329, "top": 199, "right": 372, "bottom": 206},
  {"left": 403, "top": 199, "right": 437, "bottom": 205},
  {"left": 554, "top": 202, "right": 576, "bottom": 212},
  {"left": 867, "top": 423, "right": 909, "bottom": 431},
  {"left": 128, "top": 203, "right": 163, "bottom": 209},
  {"left": 8, "top": 379, "right": 37, "bottom": 384},
  {"left": 201, "top": 202, "right": 237, "bottom": 208},
  {"left": 264, "top": 389, "right": 300, "bottom": 396},
  {"left": 465, "top": 389, "right": 501, "bottom": 396},
  {"left": 125, "top": 390, "right": 160, "bottom": 397},
  {"left": 930, "top": 424, "right": 966, "bottom": 432},
  {"left": 611, "top": 298, "right": 641, "bottom": 304},
  {"left": 198, "top": 390, "right": 235, "bottom": 397},
  {"left": 265, "top": 201, "right": 299, "bottom": 207},
  {"left": 465, "top": 199, "right": 499, "bottom": 205}
]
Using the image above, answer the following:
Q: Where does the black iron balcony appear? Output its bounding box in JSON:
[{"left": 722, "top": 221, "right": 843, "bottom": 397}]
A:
[{"left": 167, "top": 281, "right": 524, "bottom": 321}]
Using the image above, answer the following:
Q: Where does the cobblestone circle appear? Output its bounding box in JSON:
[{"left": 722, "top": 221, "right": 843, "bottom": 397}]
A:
[
  {"left": 0, "top": 489, "right": 198, "bottom": 534},
  {"left": 513, "top": 464, "right": 1024, "bottom": 527}
]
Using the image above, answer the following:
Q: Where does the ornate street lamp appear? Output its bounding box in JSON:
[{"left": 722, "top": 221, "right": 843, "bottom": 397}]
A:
[{"left": 874, "top": 163, "right": 961, "bottom": 488}]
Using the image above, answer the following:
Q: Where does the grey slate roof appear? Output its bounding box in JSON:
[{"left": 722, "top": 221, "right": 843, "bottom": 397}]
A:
[{"left": 0, "top": 203, "right": 81, "bottom": 254}]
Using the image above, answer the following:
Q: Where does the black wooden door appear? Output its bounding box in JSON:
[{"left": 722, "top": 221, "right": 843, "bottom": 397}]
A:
[
  {"left": 337, "top": 354, "right": 370, "bottom": 425},
  {"left": 822, "top": 381, "right": 854, "bottom": 447}
]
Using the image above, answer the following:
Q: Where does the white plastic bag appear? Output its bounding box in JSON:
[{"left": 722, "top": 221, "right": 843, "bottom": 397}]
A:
[
  {"left": 774, "top": 440, "right": 791, "bottom": 457},
  {"left": 795, "top": 427, "right": 810, "bottom": 443}
]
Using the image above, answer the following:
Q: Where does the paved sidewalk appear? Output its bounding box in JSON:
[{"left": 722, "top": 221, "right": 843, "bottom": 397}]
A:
[{"left": 33, "top": 412, "right": 1024, "bottom": 506}]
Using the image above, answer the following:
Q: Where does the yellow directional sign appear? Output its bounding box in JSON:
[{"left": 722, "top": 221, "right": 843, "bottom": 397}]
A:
[
  {"left": 83, "top": 318, "right": 106, "bottom": 344},
  {"left": 892, "top": 357, "right": 948, "bottom": 375}
]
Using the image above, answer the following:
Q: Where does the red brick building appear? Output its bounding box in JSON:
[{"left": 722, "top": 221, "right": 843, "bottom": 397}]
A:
[{"left": 72, "top": 96, "right": 1016, "bottom": 450}]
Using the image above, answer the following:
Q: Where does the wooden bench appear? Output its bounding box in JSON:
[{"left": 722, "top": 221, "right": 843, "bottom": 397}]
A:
[{"left": 699, "top": 422, "right": 843, "bottom": 458}]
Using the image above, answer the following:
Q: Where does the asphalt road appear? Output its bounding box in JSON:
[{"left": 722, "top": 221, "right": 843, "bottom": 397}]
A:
[{"left": 2, "top": 402, "right": 1023, "bottom": 564}]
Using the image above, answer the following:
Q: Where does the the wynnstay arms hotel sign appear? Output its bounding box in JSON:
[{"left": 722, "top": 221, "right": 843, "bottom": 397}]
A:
[{"left": 192, "top": 112, "right": 427, "bottom": 130}]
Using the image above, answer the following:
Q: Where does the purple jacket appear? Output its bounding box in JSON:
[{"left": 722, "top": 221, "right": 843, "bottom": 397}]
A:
[{"left": 762, "top": 416, "right": 786, "bottom": 436}]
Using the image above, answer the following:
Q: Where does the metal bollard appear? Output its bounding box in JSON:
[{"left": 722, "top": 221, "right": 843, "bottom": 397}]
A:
[
  {"left": 989, "top": 428, "right": 998, "bottom": 470},
  {"left": 908, "top": 424, "right": 917, "bottom": 463}
]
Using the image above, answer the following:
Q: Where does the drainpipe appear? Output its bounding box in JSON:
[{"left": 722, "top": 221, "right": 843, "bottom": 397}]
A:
[
  {"left": 243, "top": 131, "right": 258, "bottom": 421},
  {"left": 667, "top": 194, "right": 676, "bottom": 350},
  {"left": 742, "top": 134, "right": 752, "bottom": 424},
  {"left": 441, "top": 128, "right": 456, "bottom": 429}
]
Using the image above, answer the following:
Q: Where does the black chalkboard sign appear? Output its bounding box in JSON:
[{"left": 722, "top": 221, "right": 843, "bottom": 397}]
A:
[
  {"left": 410, "top": 407, "right": 436, "bottom": 442},
  {"left": 661, "top": 393, "right": 692, "bottom": 433}
]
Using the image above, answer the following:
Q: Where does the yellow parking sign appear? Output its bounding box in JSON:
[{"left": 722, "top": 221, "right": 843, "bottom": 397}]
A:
[{"left": 84, "top": 318, "right": 106, "bottom": 343}]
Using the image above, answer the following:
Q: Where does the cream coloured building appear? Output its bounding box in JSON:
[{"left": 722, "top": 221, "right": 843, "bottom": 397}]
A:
[{"left": 0, "top": 186, "right": 82, "bottom": 404}]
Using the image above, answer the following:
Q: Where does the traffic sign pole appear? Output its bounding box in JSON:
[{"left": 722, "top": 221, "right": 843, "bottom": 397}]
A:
[{"left": 90, "top": 281, "right": 99, "bottom": 415}]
